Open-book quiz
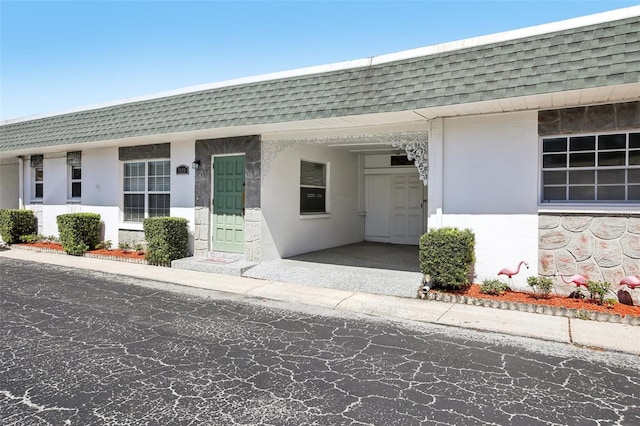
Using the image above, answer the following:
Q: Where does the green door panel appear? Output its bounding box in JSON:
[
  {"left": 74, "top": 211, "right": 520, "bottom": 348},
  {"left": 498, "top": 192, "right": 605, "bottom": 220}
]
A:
[{"left": 212, "top": 155, "right": 245, "bottom": 253}]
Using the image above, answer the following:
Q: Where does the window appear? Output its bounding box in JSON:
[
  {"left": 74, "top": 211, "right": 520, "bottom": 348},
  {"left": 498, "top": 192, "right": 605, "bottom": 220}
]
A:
[
  {"left": 541, "top": 132, "right": 640, "bottom": 203},
  {"left": 391, "top": 155, "right": 415, "bottom": 166},
  {"left": 300, "top": 161, "right": 327, "bottom": 214},
  {"left": 34, "top": 167, "right": 44, "bottom": 199},
  {"left": 123, "top": 160, "right": 170, "bottom": 222},
  {"left": 69, "top": 166, "right": 81, "bottom": 199}
]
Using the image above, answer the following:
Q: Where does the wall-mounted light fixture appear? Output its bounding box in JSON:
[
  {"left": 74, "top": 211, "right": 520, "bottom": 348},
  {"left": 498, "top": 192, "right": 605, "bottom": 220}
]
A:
[{"left": 191, "top": 160, "right": 201, "bottom": 170}]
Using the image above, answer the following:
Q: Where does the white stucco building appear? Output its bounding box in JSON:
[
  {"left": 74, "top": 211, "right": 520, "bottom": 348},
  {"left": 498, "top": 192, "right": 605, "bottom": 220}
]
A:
[{"left": 1, "top": 6, "right": 639, "bottom": 290}]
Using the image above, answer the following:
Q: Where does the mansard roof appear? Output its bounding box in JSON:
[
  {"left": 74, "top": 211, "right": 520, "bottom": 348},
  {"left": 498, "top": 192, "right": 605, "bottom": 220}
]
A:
[{"left": 1, "top": 10, "right": 638, "bottom": 152}]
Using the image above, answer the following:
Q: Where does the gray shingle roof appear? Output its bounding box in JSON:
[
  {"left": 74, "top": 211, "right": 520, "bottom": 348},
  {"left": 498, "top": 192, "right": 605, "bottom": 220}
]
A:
[{"left": 1, "top": 15, "right": 639, "bottom": 152}]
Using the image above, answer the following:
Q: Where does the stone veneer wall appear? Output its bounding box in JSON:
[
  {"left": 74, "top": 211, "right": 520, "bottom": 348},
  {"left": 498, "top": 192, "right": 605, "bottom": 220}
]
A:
[
  {"left": 538, "top": 213, "right": 640, "bottom": 294},
  {"left": 118, "top": 143, "right": 170, "bottom": 161},
  {"left": 537, "top": 102, "right": 640, "bottom": 298},
  {"left": 118, "top": 229, "right": 146, "bottom": 248},
  {"left": 193, "top": 136, "right": 261, "bottom": 260},
  {"left": 538, "top": 101, "right": 640, "bottom": 136}
]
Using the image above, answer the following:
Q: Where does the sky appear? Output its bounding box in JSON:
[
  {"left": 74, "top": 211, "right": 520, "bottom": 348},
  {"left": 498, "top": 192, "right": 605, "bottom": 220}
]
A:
[{"left": 1, "top": 0, "right": 638, "bottom": 121}]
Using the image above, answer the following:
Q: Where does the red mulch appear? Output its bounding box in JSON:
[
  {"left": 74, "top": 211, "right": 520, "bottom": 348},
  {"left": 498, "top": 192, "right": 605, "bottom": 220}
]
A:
[
  {"left": 440, "top": 284, "right": 640, "bottom": 318},
  {"left": 17, "top": 241, "right": 146, "bottom": 260}
]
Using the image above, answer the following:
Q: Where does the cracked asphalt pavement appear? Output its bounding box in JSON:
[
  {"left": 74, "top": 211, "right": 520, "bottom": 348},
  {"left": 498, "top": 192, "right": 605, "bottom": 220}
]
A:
[{"left": 1, "top": 257, "right": 639, "bottom": 425}]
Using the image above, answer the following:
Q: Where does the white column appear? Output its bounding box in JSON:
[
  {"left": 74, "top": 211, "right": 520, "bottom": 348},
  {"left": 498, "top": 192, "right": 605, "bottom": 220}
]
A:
[
  {"left": 427, "top": 117, "right": 444, "bottom": 228},
  {"left": 17, "top": 156, "right": 24, "bottom": 209}
]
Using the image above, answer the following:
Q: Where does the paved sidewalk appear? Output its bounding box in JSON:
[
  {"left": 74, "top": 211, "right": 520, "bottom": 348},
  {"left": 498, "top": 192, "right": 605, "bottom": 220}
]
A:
[{"left": 2, "top": 248, "right": 638, "bottom": 356}]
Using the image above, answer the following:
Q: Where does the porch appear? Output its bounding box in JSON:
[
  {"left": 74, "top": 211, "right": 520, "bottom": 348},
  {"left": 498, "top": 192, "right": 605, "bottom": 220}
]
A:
[{"left": 173, "top": 242, "right": 423, "bottom": 298}]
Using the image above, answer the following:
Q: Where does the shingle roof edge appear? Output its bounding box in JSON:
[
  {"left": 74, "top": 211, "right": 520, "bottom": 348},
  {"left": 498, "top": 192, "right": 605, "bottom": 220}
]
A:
[{"left": 3, "top": 4, "right": 639, "bottom": 125}]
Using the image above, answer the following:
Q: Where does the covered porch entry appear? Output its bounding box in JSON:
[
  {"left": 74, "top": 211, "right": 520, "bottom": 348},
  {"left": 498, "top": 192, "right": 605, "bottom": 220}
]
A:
[
  {"left": 260, "top": 128, "right": 430, "bottom": 262},
  {"left": 321, "top": 129, "right": 429, "bottom": 248}
]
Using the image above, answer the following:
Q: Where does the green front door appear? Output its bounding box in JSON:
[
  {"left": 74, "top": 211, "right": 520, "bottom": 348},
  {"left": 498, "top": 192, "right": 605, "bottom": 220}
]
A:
[{"left": 212, "top": 155, "right": 245, "bottom": 253}]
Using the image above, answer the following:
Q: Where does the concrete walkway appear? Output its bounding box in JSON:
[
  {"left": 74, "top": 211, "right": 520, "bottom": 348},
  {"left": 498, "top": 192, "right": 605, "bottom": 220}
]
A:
[
  {"left": 1, "top": 248, "right": 638, "bottom": 356},
  {"left": 174, "top": 242, "right": 424, "bottom": 297}
]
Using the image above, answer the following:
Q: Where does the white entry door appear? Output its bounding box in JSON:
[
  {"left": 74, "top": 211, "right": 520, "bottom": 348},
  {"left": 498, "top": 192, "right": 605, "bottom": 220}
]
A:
[{"left": 365, "top": 172, "right": 424, "bottom": 245}]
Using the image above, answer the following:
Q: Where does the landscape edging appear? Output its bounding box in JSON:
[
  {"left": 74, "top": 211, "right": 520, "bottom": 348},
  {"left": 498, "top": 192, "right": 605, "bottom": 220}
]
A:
[
  {"left": 423, "top": 289, "right": 640, "bottom": 326},
  {"left": 10, "top": 244, "right": 149, "bottom": 265}
]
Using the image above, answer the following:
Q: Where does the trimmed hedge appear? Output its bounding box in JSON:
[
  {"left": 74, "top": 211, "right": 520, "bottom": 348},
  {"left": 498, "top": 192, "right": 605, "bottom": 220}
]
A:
[
  {"left": 57, "top": 213, "right": 101, "bottom": 256},
  {"left": 143, "top": 217, "right": 189, "bottom": 266},
  {"left": 0, "top": 209, "right": 36, "bottom": 244},
  {"left": 419, "top": 227, "right": 475, "bottom": 290}
]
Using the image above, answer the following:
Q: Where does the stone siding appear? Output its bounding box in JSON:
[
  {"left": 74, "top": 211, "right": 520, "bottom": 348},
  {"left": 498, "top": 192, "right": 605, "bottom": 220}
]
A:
[
  {"left": 193, "top": 206, "right": 210, "bottom": 255},
  {"left": 118, "top": 143, "right": 170, "bottom": 161},
  {"left": 193, "top": 136, "right": 261, "bottom": 260},
  {"left": 538, "top": 213, "right": 640, "bottom": 295},
  {"left": 538, "top": 101, "right": 640, "bottom": 136},
  {"left": 118, "top": 229, "right": 146, "bottom": 248},
  {"left": 244, "top": 208, "right": 262, "bottom": 262}
]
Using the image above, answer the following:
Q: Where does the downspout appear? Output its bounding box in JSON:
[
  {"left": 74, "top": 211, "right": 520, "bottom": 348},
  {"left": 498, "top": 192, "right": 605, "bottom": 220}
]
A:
[{"left": 17, "top": 156, "right": 24, "bottom": 209}]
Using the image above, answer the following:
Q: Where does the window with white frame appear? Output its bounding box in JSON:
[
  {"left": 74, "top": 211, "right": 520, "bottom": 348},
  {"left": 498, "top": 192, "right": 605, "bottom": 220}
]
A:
[
  {"left": 541, "top": 131, "right": 640, "bottom": 203},
  {"left": 123, "top": 160, "right": 170, "bottom": 222},
  {"left": 69, "top": 166, "right": 81, "bottom": 199},
  {"left": 34, "top": 166, "right": 44, "bottom": 199},
  {"left": 300, "top": 160, "right": 327, "bottom": 214}
]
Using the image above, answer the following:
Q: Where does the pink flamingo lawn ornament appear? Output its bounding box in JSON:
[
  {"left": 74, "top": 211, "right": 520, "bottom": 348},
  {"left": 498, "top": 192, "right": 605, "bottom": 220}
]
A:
[
  {"left": 555, "top": 273, "right": 588, "bottom": 298},
  {"left": 498, "top": 261, "right": 529, "bottom": 279},
  {"left": 498, "top": 261, "right": 529, "bottom": 286},
  {"left": 620, "top": 276, "right": 640, "bottom": 290},
  {"left": 556, "top": 273, "right": 588, "bottom": 289}
]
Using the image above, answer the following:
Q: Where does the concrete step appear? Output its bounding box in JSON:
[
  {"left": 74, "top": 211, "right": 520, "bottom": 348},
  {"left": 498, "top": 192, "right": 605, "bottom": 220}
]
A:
[{"left": 171, "top": 256, "right": 257, "bottom": 276}]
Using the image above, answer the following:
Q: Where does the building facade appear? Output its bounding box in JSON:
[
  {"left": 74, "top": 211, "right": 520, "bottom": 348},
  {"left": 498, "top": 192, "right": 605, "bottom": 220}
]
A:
[{"left": 1, "top": 7, "right": 638, "bottom": 291}]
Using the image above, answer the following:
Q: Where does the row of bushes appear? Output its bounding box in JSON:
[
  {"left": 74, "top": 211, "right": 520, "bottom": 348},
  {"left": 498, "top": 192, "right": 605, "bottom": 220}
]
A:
[
  {"left": 0, "top": 209, "right": 188, "bottom": 265},
  {"left": 3, "top": 210, "right": 590, "bottom": 293}
]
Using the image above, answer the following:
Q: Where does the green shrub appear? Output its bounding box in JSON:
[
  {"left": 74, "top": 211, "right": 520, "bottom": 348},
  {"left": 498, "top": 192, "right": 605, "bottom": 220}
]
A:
[
  {"left": 118, "top": 241, "right": 131, "bottom": 251},
  {"left": 526, "top": 276, "right": 554, "bottom": 299},
  {"left": 56, "top": 213, "right": 101, "bottom": 256},
  {"left": 143, "top": 217, "right": 189, "bottom": 266},
  {"left": 586, "top": 280, "right": 611, "bottom": 304},
  {"left": 480, "top": 279, "right": 509, "bottom": 295},
  {"left": 96, "top": 240, "right": 112, "bottom": 250},
  {"left": 0, "top": 209, "right": 36, "bottom": 244},
  {"left": 419, "top": 227, "right": 475, "bottom": 290}
]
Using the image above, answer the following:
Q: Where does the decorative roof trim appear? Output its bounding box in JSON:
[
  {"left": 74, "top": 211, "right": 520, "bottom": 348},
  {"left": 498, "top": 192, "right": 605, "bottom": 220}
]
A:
[{"left": 3, "top": 5, "right": 639, "bottom": 126}]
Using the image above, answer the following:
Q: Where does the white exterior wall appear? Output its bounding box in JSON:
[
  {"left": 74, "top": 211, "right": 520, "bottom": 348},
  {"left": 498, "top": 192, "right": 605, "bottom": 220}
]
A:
[
  {"left": 261, "top": 143, "right": 364, "bottom": 260},
  {"left": 170, "top": 140, "right": 196, "bottom": 254},
  {"left": 433, "top": 111, "right": 539, "bottom": 289},
  {"left": 0, "top": 160, "right": 19, "bottom": 209},
  {"left": 82, "top": 147, "right": 120, "bottom": 242},
  {"left": 170, "top": 140, "right": 195, "bottom": 210},
  {"left": 20, "top": 149, "right": 121, "bottom": 240},
  {"left": 18, "top": 142, "right": 198, "bottom": 247},
  {"left": 31, "top": 154, "right": 68, "bottom": 236}
]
